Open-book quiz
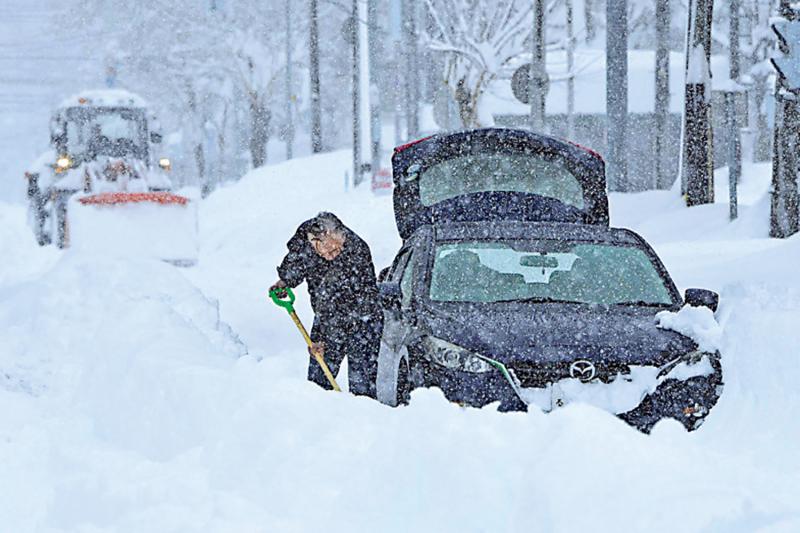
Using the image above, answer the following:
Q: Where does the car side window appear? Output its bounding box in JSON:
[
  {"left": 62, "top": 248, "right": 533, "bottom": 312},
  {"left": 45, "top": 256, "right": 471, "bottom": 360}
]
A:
[
  {"left": 389, "top": 249, "right": 416, "bottom": 308},
  {"left": 386, "top": 250, "right": 411, "bottom": 283},
  {"left": 400, "top": 253, "right": 416, "bottom": 308},
  {"left": 390, "top": 251, "right": 411, "bottom": 283}
]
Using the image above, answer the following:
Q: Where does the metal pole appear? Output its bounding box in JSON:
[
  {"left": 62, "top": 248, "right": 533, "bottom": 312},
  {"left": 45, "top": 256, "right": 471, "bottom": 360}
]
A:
[
  {"left": 725, "top": 91, "right": 740, "bottom": 220},
  {"left": 352, "top": 0, "right": 361, "bottom": 186},
  {"left": 727, "top": 0, "right": 742, "bottom": 218},
  {"left": 730, "top": 0, "right": 741, "bottom": 80},
  {"left": 655, "top": 0, "right": 670, "bottom": 189},
  {"left": 309, "top": 0, "right": 323, "bottom": 153},
  {"left": 285, "top": 0, "right": 294, "bottom": 160},
  {"left": 391, "top": 0, "right": 403, "bottom": 143},
  {"left": 368, "top": 0, "right": 381, "bottom": 175},
  {"left": 566, "top": 0, "right": 575, "bottom": 138},
  {"left": 606, "top": 0, "right": 628, "bottom": 191},
  {"left": 769, "top": 3, "right": 800, "bottom": 237},
  {"left": 682, "top": 0, "right": 715, "bottom": 206},
  {"left": 358, "top": 0, "right": 372, "bottom": 179},
  {"left": 403, "top": 0, "right": 419, "bottom": 138},
  {"left": 770, "top": 85, "right": 800, "bottom": 237},
  {"left": 529, "top": 0, "right": 547, "bottom": 132}
]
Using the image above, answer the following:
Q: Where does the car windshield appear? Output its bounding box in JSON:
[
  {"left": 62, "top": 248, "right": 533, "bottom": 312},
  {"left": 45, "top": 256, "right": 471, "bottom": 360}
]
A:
[
  {"left": 64, "top": 106, "right": 146, "bottom": 158},
  {"left": 429, "top": 240, "right": 675, "bottom": 306},
  {"left": 418, "top": 152, "right": 585, "bottom": 209}
]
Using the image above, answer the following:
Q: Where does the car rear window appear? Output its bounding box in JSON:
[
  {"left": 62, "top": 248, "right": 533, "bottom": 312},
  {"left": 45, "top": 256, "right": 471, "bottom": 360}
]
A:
[{"left": 418, "top": 152, "right": 585, "bottom": 209}]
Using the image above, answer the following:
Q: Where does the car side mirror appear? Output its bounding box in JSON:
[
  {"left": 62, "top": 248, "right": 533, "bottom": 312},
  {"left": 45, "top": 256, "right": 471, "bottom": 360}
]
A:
[
  {"left": 684, "top": 288, "right": 719, "bottom": 312},
  {"left": 378, "top": 282, "right": 402, "bottom": 309}
]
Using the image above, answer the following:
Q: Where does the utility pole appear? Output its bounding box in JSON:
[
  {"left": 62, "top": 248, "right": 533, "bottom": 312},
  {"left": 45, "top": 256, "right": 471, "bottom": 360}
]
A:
[
  {"left": 285, "top": 0, "right": 294, "bottom": 160},
  {"left": 529, "top": 0, "right": 547, "bottom": 132},
  {"left": 351, "top": 0, "right": 361, "bottom": 186},
  {"left": 402, "top": 0, "right": 419, "bottom": 138},
  {"left": 769, "top": 13, "right": 800, "bottom": 237},
  {"left": 367, "top": 0, "right": 381, "bottom": 177},
  {"left": 390, "top": 0, "right": 403, "bottom": 143},
  {"left": 654, "top": 0, "right": 670, "bottom": 189},
  {"left": 309, "top": 0, "right": 323, "bottom": 153},
  {"left": 350, "top": 0, "right": 371, "bottom": 186},
  {"left": 726, "top": 0, "right": 742, "bottom": 220},
  {"left": 606, "top": 0, "right": 628, "bottom": 191},
  {"left": 565, "top": 0, "right": 575, "bottom": 138},
  {"left": 724, "top": 90, "right": 741, "bottom": 220},
  {"left": 358, "top": 0, "right": 372, "bottom": 180},
  {"left": 730, "top": 0, "right": 741, "bottom": 80},
  {"left": 681, "top": 0, "right": 715, "bottom": 206},
  {"left": 584, "top": 0, "right": 595, "bottom": 43}
]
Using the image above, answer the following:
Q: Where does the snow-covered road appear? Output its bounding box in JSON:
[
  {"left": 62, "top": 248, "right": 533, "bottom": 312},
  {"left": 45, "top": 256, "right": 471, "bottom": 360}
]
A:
[{"left": 1, "top": 152, "right": 799, "bottom": 532}]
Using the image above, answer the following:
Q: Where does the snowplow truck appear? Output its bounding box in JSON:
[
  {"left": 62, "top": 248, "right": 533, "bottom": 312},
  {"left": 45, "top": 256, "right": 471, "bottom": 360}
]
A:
[{"left": 25, "top": 89, "right": 198, "bottom": 265}]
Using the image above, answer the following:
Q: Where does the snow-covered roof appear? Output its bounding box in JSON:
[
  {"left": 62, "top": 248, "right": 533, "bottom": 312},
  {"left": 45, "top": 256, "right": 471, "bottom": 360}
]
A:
[
  {"left": 59, "top": 89, "right": 149, "bottom": 110},
  {"left": 486, "top": 49, "right": 753, "bottom": 116}
]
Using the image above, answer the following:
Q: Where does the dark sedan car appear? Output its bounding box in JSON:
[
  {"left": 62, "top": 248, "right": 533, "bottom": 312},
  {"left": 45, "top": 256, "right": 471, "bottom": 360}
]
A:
[{"left": 375, "top": 221, "right": 723, "bottom": 432}]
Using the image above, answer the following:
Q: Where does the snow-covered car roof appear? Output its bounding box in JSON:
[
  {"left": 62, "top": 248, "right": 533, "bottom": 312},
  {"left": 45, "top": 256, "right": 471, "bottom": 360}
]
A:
[
  {"left": 58, "top": 89, "right": 149, "bottom": 110},
  {"left": 432, "top": 220, "right": 642, "bottom": 246}
]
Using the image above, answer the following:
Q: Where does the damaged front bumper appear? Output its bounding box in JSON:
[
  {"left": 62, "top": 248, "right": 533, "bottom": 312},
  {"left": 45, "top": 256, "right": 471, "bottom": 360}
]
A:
[{"left": 427, "top": 351, "right": 723, "bottom": 431}]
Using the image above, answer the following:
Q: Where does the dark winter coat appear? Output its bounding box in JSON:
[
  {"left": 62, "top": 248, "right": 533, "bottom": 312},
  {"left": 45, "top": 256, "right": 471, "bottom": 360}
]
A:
[{"left": 277, "top": 217, "right": 382, "bottom": 326}]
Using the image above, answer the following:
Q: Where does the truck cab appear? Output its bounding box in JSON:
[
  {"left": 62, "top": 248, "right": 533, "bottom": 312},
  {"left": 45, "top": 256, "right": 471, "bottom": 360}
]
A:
[{"left": 26, "top": 89, "right": 174, "bottom": 247}]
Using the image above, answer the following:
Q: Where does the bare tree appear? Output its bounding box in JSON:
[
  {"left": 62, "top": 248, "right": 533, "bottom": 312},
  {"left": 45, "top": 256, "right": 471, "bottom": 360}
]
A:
[{"left": 424, "top": 0, "right": 533, "bottom": 128}]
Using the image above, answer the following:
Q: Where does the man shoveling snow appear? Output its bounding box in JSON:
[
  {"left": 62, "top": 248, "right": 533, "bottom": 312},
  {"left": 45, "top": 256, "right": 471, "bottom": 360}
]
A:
[{"left": 271, "top": 212, "right": 383, "bottom": 398}]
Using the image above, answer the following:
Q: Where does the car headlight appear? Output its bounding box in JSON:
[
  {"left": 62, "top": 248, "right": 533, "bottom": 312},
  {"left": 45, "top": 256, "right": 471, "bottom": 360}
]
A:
[
  {"left": 423, "top": 336, "right": 493, "bottom": 373},
  {"left": 158, "top": 157, "right": 171, "bottom": 170},
  {"left": 657, "top": 350, "right": 716, "bottom": 379},
  {"left": 56, "top": 156, "right": 72, "bottom": 170}
]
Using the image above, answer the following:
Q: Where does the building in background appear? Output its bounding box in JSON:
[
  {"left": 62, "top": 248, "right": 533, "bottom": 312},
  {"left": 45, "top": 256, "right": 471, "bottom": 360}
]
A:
[{"left": 488, "top": 49, "right": 763, "bottom": 193}]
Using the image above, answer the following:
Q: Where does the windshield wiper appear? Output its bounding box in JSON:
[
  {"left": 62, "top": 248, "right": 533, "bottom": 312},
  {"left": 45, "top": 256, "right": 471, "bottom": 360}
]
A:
[
  {"left": 611, "top": 300, "right": 672, "bottom": 307},
  {"left": 492, "top": 296, "right": 582, "bottom": 304}
]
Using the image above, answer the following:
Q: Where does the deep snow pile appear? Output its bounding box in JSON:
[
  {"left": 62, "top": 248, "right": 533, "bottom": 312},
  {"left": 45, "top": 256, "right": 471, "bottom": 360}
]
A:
[
  {"left": 2, "top": 154, "right": 800, "bottom": 532},
  {"left": 68, "top": 191, "right": 200, "bottom": 265}
]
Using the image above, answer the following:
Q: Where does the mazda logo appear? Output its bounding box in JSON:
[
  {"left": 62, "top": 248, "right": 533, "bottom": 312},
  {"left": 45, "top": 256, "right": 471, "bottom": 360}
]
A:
[{"left": 569, "top": 360, "right": 596, "bottom": 381}]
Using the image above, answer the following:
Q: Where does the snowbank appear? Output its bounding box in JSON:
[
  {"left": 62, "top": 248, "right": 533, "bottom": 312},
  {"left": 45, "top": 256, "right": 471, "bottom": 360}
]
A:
[
  {"left": 68, "top": 194, "right": 199, "bottom": 265},
  {"left": 1, "top": 151, "right": 800, "bottom": 532},
  {"left": 188, "top": 150, "right": 400, "bottom": 358},
  {"left": 0, "top": 201, "right": 60, "bottom": 288}
]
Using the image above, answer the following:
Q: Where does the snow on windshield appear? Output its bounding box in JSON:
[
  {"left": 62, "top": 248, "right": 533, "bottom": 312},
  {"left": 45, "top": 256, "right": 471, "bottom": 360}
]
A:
[
  {"left": 64, "top": 107, "right": 145, "bottom": 156},
  {"left": 94, "top": 112, "right": 138, "bottom": 140}
]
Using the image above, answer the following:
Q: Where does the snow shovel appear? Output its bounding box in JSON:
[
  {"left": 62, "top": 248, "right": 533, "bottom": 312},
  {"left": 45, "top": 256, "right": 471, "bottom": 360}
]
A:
[{"left": 269, "top": 287, "right": 342, "bottom": 392}]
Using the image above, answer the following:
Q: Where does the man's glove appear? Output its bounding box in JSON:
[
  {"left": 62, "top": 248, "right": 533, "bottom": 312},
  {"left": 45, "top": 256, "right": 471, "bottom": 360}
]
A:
[
  {"left": 309, "top": 341, "right": 325, "bottom": 359},
  {"left": 270, "top": 279, "right": 288, "bottom": 298}
]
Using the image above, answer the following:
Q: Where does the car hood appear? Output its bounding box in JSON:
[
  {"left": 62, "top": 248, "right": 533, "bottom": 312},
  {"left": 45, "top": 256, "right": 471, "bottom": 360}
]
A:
[{"left": 421, "top": 302, "right": 697, "bottom": 367}]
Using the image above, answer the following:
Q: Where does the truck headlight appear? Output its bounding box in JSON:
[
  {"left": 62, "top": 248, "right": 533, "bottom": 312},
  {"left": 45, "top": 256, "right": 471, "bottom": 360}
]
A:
[
  {"left": 158, "top": 158, "right": 171, "bottom": 170},
  {"left": 56, "top": 156, "right": 72, "bottom": 170},
  {"left": 423, "top": 337, "right": 493, "bottom": 373}
]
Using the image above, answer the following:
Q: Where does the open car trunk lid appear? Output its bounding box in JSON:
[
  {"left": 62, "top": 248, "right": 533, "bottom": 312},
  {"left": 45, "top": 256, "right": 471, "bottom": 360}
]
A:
[{"left": 391, "top": 128, "right": 608, "bottom": 240}]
